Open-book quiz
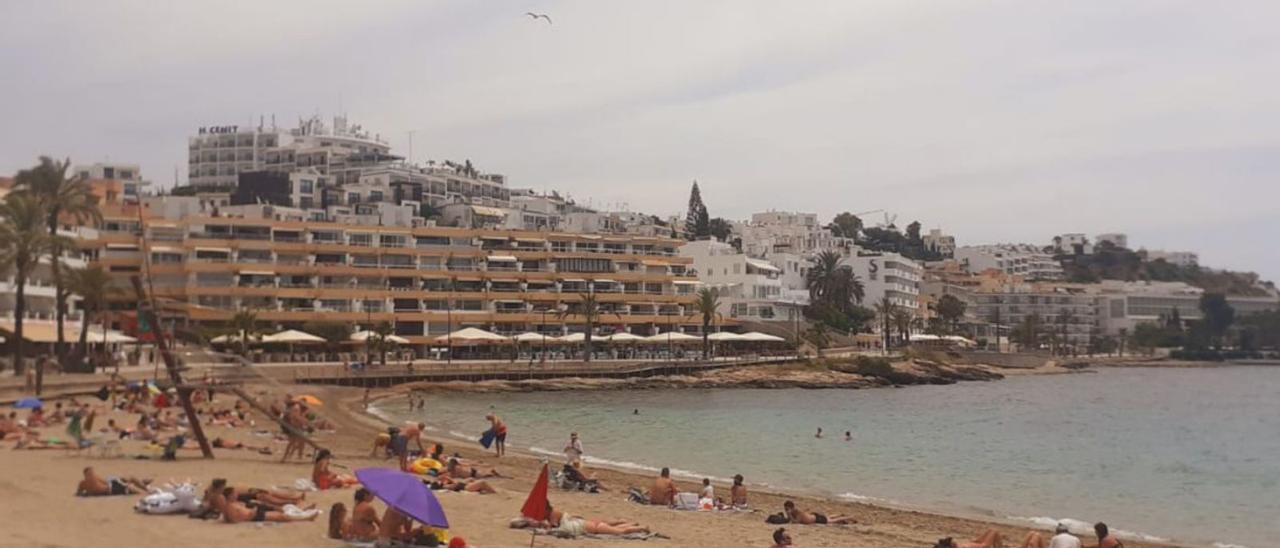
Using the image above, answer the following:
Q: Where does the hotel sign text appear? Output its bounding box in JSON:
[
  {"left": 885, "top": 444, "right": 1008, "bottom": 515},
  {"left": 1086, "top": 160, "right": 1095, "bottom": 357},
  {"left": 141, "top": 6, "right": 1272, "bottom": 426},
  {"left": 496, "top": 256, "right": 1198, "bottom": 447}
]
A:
[{"left": 198, "top": 125, "right": 240, "bottom": 135}]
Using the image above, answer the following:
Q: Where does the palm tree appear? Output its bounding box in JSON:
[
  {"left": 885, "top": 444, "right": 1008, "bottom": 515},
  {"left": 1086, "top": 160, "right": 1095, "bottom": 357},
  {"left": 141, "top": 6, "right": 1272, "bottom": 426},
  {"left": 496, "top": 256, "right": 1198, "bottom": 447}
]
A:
[
  {"left": 1056, "top": 307, "right": 1076, "bottom": 356},
  {"left": 371, "top": 321, "right": 395, "bottom": 366},
  {"left": 805, "top": 250, "right": 864, "bottom": 318},
  {"left": 556, "top": 291, "right": 609, "bottom": 363},
  {"left": 228, "top": 310, "right": 260, "bottom": 357},
  {"left": 891, "top": 309, "right": 915, "bottom": 346},
  {"left": 14, "top": 157, "right": 101, "bottom": 365},
  {"left": 67, "top": 264, "right": 121, "bottom": 371},
  {"left": 693, "top": 288, "right": 721, "bottom": 359},
  {"left": 873, "top": 296, "right": 896, "bottom": 350},
  {"left": 0, "top": 193, "right": 63, "bottom": 386}
]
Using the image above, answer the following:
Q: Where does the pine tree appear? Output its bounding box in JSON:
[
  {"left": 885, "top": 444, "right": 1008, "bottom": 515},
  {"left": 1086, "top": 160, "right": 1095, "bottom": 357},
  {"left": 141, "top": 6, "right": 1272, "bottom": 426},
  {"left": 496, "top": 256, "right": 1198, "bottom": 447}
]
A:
[{"left": 685, "top": 181, "right": 708, "bottom": 240}]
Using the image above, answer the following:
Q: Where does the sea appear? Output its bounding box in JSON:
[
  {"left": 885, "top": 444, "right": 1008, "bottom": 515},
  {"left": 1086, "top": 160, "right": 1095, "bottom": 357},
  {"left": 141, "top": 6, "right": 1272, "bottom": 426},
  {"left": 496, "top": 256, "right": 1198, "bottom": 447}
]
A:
[{"left": 372, "top": 366, "right": 1280, "bottom": 548}]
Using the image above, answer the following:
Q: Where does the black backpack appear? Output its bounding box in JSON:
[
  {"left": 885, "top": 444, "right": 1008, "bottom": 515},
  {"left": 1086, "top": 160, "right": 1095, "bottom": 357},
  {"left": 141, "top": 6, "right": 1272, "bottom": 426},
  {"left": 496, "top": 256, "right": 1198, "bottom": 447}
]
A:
[{"left": 765, "top": 512, "right": 790, "bottom": 524}]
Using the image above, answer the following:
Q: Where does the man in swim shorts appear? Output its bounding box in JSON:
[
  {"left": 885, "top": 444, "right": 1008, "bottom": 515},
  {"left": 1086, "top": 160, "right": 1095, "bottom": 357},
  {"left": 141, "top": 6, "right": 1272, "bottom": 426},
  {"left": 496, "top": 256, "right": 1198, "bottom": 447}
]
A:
[
  {"left": 76, "top": 467, "right": 148, "bottom": 496},
  {"left": 784, "top": 500, "right": 856, "bottom": 525}
]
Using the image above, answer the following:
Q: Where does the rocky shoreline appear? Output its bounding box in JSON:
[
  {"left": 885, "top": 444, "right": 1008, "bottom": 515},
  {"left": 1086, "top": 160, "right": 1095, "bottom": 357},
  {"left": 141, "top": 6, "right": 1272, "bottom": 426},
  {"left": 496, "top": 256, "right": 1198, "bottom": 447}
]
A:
[{"left": 401, "top": 357, "right": 1019, "bottom": 393}]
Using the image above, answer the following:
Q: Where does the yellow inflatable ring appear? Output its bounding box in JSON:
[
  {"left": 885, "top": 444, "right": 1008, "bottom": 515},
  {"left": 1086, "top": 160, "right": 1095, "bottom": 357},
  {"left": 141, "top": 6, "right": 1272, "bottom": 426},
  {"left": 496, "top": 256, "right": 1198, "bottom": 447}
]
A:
[{"left": 409, "top": 458, "right": 443, "bottom": 475}]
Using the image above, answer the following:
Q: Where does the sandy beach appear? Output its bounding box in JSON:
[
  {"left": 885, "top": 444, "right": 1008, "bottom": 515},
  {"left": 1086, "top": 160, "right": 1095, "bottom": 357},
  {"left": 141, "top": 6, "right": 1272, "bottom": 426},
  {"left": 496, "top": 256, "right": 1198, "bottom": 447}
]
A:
[{"left": 0, "top": 378, "right": 1193, "bottom": 548}]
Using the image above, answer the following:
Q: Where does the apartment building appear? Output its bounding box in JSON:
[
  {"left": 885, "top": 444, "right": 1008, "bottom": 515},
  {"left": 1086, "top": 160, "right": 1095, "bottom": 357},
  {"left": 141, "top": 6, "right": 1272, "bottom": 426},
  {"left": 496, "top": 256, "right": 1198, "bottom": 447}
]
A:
[
  {"left": 1141, "top": 249, "right": 1199, "bottom": 268},
  {"left": 922, "top": 228, "right": 956, "bottom": 257},
  {"left": 841, "top": 251, "right": 922, "bottom": 312},
  {"left": 969, "top": 282, "right": 1102, "bottom": 349},
  {"left": 1095, "top": 281, "right": 1279, "bottom": 334},
  {"left": 75, "top": 162, "right": 149, "bottom": 203},
  {"left": 680, "top": 239, "right": 799, "bottom": 322},
  {"left": 80, "top": 201, "right": 706, "bottom": 351},
  {"left": 733, "top": 211, "right": 851, "bottom": 258},
  {"left": 955, "top": 244, "right": 1065, "bottom": 280},
  {"left": 186, "top": 116, "right": 509, "bottom": 209}
]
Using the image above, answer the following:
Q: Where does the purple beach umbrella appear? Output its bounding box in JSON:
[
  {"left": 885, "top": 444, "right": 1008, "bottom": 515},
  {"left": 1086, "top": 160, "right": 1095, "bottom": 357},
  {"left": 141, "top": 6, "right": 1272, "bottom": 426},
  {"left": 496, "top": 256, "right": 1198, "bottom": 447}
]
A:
[{"left": 355, "top": 468, "right": 449, "bottom": 528}]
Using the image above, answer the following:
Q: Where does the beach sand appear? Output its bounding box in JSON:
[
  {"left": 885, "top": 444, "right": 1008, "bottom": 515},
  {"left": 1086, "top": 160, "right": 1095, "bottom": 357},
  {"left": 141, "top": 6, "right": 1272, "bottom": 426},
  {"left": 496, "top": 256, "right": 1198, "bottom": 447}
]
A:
[{"left": 0, "top": 383, "right": 1188, "bottom": 548}]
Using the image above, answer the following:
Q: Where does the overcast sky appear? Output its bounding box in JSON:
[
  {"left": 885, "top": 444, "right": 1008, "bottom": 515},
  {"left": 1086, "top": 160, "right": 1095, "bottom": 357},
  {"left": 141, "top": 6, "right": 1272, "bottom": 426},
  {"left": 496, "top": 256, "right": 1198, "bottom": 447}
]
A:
[{"left": 2, "top": 1, "right": 1277, "bottom": 279}]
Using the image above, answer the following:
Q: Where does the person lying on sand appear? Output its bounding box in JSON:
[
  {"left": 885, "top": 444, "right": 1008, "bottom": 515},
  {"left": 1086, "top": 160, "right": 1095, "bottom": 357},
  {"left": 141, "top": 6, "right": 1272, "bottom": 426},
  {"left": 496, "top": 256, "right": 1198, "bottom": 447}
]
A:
[
  {"left": 327, "top": 488, "right": 381, "bottom": 541},
  {"left": 934, "top": 529, "right": 1045, "bottom": 548},
  {"left": 0, "top": 412, "right": 26, "bottom": 439},
  {"left": 76, "top": 466, "right": 150, "bottom": 496},
  {"left": 783, "top": 500, "right": 856, "bottom": 525},
  {"left": 221, "top": 487, "right": 317, "bottom": 524},
  {"left": 510, "top": 503, "right": 651, "bottom": 536},
  {"left": 446, "top": 457, "right": 504, "bottom": 479},
  {"left": 13, "top": 432, "right": 71, "bottom": 449},
  {"left": 561, "top": 461, "right": 604, "bottom": 492},
  {"left": 431, "top": 477, "right": 497, "bottom": 494}
]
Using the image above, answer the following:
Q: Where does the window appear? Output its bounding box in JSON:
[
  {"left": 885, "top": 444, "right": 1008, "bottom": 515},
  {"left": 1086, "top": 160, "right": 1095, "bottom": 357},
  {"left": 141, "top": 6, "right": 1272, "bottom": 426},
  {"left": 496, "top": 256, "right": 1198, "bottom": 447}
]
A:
[
  {"left": 370, "top": 191, "right": 384, "bottom": 202},
  {"left": 299, "top": 197, "right": 314, "bottom": 209},
  {"left": 119, "top": 170, "right": 134, "bottom": 180},
  {"left": 103, "top": 167, "right": 115, "bottom": 178},
  {"left": 299, "top": 180, "right": 314, "bottom": 194},
  {"left": 347, "top": 192, "right": 359, "bottom": 204}
]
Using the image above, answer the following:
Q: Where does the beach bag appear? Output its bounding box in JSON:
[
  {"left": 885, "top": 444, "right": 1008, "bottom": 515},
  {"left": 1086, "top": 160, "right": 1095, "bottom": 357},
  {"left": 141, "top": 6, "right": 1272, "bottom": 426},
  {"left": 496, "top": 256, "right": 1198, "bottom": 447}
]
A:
[
  {"left": 627, "top": 487, "right": 649, "bottom": 504},
  {"left": 673, "top": 492, "right": 700, "bottom": 510},
  {"left": 478, "top": 428, "right": 496, "bottom": 449},
  {"left": 765, "top": 512, "right": 790, "bottom": 524}
]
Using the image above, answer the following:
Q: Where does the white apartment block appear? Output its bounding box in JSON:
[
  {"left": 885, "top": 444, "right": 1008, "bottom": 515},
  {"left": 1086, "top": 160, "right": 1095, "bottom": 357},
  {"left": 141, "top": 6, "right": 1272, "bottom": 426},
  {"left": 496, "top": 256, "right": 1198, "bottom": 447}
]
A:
[
  {"left": 970, "top": 284, "right": 1101, "bottom": 348},
  {"left": 679, "top": 239, "right": 799, "bottom": 322},
  {"left": 1142, "top": 249, "right": 1199, "bottom": 267},
  {"left": 956, "top": 244, "right": 1065, "bottom": 280},
  {"left": 1095, "top": 281, "right": 1278, "bottom": 335},
  {"left": 841, "top": 252, "right": 922, "bottom": 312},
  {"left": 922, "top": 228, "right": 956, "bottom": 257},
  {"left": 75, "top": 162, "right": 148, "bottom": 202},
  {"left": 733, "top": 210, "right": 851, "bottom": 258}
]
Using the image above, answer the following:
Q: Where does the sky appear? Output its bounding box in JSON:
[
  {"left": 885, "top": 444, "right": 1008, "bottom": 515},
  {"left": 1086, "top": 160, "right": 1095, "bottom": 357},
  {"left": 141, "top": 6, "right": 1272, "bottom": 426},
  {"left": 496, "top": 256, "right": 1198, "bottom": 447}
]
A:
[{"left": 2, "top": 1, "right": 1277, "bottom": 280}]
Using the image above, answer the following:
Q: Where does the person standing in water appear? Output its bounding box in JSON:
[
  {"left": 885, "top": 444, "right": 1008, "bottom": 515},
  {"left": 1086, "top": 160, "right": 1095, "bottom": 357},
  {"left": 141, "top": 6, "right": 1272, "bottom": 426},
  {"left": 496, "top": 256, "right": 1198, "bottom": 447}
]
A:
[
  {"left": 844, "top": 431, "right": 852, "bottom": 441},
  {"left": 815, "top": 427, "right": 823, "bottom": 439}
]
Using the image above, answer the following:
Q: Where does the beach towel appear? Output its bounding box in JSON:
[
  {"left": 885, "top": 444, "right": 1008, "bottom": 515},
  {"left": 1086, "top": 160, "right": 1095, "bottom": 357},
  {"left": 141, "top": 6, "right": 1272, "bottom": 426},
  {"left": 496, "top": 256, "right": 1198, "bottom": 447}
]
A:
[
  {"left": 535, "top": 529, "right": 670, "bottom": 541},
  {"left": 478, "top": 428, "right": 496, "bottom": 449}
]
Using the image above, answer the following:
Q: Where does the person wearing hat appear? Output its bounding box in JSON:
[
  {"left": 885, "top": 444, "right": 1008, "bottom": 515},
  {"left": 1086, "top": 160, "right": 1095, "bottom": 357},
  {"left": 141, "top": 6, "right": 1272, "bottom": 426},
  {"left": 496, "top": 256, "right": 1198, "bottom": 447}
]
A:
[{"left": 1049, "top": 523, "right": 1081, "bottom": 548}]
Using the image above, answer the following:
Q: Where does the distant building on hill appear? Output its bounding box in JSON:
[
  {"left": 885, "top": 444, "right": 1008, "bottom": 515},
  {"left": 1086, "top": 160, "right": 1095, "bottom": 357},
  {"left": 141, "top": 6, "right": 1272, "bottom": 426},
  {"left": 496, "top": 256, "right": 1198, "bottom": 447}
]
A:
[
  {"left": 1141, "top": 249, "right": 1199, "bottom": 268},
  {"left": 955, "top": 244, "right": 1064, "bottom": 281}
]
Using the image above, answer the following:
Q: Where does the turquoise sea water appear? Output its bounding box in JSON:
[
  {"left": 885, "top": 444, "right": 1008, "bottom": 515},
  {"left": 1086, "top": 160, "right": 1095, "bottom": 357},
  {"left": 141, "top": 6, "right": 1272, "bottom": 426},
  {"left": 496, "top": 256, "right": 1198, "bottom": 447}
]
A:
[{"left": 374, "top": 367, "right": 1280, "bottom": 547}]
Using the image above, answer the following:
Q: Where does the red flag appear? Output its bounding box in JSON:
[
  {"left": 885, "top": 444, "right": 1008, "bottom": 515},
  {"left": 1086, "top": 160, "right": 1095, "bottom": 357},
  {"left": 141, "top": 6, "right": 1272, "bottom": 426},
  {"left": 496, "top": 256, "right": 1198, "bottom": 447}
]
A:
[{"left": 520, "top": 464, "right": 550, "bottom": 521}]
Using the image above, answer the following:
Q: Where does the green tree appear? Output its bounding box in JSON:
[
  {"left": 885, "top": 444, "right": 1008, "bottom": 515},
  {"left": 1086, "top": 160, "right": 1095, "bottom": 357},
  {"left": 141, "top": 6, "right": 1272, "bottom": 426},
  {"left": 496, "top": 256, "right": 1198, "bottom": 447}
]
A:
[
  {"left": 804, "top": 323, "right": 831, "bottom": 356},
  {"left": 905, "top": 221, "right": 922, "bottom": 245},
  {"left": 684, "top": 181, "right": 710, "bottom": 240},
  {"left": 935, "top": 294, "right": 967, "bottom": 334},
  {"left": 1198, "top": 293, "right": 1235, "bottom": 350},
  {"left": 0, "top": 193, "right": 65, "bottom": 385},
  {"left": 1011, "top": 313, "right": 1044, "bottom": 350},
  {"left": 828, "top": 212, "right": 863, "bottom": 239},
  {"left": 708, "top": 217, "right": 733, "bottom": 242},
  {"left": 303, "top": 320, "right": 351, "bottom": 356},
  {"left": 370, "top": 321, "right": 395, "bottom": 365},
  {"left": 874, "top": 297, "right": 898, "bottom": 350},
  {"left": 805, "top": 251, "right": 864, "bottom": 324},
  {"left": 891, "top": 308, "right": 915, "bottom": 346},
  {"left": 67, "top": 264, "right": 122, "bottom": 371},
  {"left": 13, "top": 156, "right": 102, "bottom": 366},
  {"left": 693, "top": 288, "right": 722, "bottom": 359},
  {"left": 557, "top": 291, "right": 611, "bottom": 362},
  {"left": 227, "top": 310, "right": 261, "bottom": 357}
]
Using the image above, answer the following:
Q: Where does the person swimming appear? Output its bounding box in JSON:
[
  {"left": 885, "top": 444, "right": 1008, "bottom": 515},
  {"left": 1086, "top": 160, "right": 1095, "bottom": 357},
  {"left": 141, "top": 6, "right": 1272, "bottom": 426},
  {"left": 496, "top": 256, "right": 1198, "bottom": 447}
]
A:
[{"left": 815, "top": 427, "right": 823, "bottom": 439}]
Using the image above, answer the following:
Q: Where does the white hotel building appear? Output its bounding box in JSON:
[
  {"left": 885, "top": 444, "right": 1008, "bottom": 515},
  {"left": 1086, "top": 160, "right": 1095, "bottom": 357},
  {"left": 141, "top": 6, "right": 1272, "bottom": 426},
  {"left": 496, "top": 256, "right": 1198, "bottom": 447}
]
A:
[
  {"left": 955, "top": 244, "right": 1065, "bottom": 280},
  {"left": 841, "top": 251, "right": 922, "bottom": 312}
]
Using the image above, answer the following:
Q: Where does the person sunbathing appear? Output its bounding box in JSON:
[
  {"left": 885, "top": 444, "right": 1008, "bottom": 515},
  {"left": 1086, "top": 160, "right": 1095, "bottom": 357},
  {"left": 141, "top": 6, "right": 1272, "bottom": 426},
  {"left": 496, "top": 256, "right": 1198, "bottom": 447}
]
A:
[
  {"left": 647, "top": 467, "right": 678, "bottom": 506},
  {"left": 446, "top": 457, "right": 504, "bottom": 479},
  {"left": 561, "top": 462, "right": 603, "bottom": 492},
  {"left": 14, "top": 432, "right": 70, "bottom": 449},
  {"left": 312, "top": 448, "right": 359, "bottom": 489},
  {"left": 76, "top": 466, "right": 150, "bottom": 496},
  {"left": 783, "top": 500, "right": 856, "bottom": 525},
  {"left": 431, "top": 477, "right": 497, "bottom": 494},
  {"left": 233, "top": 486, "right": 309, "bottom": 509},
  {"left": 221, "top": 487, "right": 317, "bottom": 523},
  {"left": 935, "top": 529, "right": 1045, "bottom": 548},
  {"left": 511, "top": 503, "right": 651, "bottom": 536},
  {"left": 730, "top": 474, "right": 749, "bottom": 508}
]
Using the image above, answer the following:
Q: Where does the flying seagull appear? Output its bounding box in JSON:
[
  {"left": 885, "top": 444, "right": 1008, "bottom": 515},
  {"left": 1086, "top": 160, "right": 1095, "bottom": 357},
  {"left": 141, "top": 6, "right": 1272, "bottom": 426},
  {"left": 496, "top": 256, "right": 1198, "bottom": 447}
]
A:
[{"left": 525, "top": 12, "right": 552, "bottom": 24}]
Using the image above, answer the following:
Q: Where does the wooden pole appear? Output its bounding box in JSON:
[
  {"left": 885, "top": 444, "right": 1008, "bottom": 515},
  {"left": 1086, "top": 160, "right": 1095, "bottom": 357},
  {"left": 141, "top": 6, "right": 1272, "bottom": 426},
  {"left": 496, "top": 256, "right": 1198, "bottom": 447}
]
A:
[{"left": 131, "top": 276, "right": 214, "bottom": 458}]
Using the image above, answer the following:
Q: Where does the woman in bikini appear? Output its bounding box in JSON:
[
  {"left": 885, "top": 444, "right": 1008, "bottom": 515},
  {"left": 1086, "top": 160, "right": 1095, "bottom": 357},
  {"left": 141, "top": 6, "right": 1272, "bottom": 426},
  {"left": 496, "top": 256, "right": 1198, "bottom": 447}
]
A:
[{"left": 312, "top": 449, "right": 359, "bottom": 489}]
